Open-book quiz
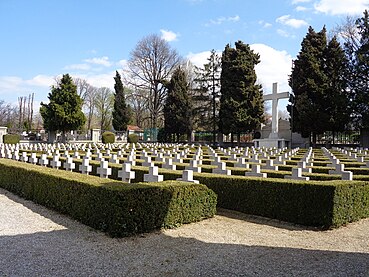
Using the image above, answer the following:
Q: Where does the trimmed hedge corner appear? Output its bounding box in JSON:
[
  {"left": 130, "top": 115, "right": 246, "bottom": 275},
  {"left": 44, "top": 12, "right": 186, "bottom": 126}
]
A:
[
  {"left": 3, "top": 134, "right": 20, "bottom": 144},
  {"left": 0, "top": 159, "right": 217, "bottom": 237}
]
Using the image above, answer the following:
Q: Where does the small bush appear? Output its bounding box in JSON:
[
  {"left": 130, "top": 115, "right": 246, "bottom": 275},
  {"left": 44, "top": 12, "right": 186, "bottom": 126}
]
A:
[
  {"left": 102, "top": 131, "right": 115, "bottom": 143},
  {"left": 128, "top": 133, "right": 139, "bottom": 143},
  {"left": 3, "top": 134, "right": 20, "bottom": 144}
]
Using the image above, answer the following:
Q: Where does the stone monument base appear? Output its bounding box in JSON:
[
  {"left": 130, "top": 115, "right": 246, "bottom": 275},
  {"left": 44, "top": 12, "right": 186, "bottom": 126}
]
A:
[
  {"left": 253, "top": 138, "right": 288, "bottom": 149},
  {"left": 0, "top": 126, "right": 7, "bottom": 143}
]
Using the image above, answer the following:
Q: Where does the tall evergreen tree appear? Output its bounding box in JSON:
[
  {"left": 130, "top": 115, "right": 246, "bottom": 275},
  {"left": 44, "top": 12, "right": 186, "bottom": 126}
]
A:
[
  {"left": 112, "top": 71, "right": 131, "bottom": 131},
  {"left": 219, "top": 41, "right": 264, "bottom": 143},
  {"left": 40, "top": 74, "right": 85, "bottom": 142},
  {"left": 324, "top": 36, "right": 351, "bottom": 134},
  {"left": 289, "top": 27, "right": 351, "bottom": 144},
  {"left": 163, "top": 67, "right": 193, "bottom": 142},
  {"left": 193, "top": 50, "right": 221, "bottom": 141},
  {"left": 345, "top": 10, "right": 369, "bottom": 128},
  {"left": 288, "top": 27, "right": 328, "bottom": 143}
]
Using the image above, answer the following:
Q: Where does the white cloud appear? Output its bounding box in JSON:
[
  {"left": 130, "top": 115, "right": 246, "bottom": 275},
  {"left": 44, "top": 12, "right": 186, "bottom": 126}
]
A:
[
  {"left": 25, "top": 75, "right": 54, "bottom": 87},
  {"left": 276, "top": 15, "right": 308, "bottom": 28},
  {"left": 187, "top": 44, "right": 293, "bottom": 99},
  {"left": 250, "top": 44, "right": 293, "bottom": 95},
  {"left": 0, "top": 76, "right": 23, "bottom": 93},
  {"left": 187, "top": 51, "right": 215, "bottom": 68},
  {"left": 160, "top": 29, "right": 179, "bottom": 42},
  {"left": 84, "top": 56, "right": 112, "bottom": 67},
  {"left": 295, "top": 6, "right": 308, "bottom": 11},
  {"left": 0, "top": 75, "right": 56, "bottom": 106},
  {"left": 0, "top": 75, "right": 54, "bottom": 94},
  {"left": 73, "top": 71, "right": 116, "bottom": 89},
  {"left": 117, "top": 59, "right": 129, "bottom": 70},
  {"left": 206, "top": 15, "right": 240, "bottom": 26},
  {"left": 258, "top": 20, "right": 272, "bottom": 28},
  {"left": 228, "top": 15, "right": 240, "bottom": 22},
  {"left": 314, "top": 0, "right": 369, "bottom": 15}
]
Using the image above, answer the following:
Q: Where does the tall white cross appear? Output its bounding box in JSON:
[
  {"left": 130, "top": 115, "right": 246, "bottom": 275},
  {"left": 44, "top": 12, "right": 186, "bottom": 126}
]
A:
[{"left": 263, "top": 82, "right": 289, "bottom": 139}]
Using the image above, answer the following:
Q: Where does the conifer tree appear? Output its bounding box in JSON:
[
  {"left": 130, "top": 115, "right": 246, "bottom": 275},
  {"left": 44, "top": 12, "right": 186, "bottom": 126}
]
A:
[
  {"left": 219, "top": 41, "right": 264, "bottom": 143},
  {"left": 40, "top": 74, "right": 85, "bottom": 142},
  {"left": 289, "top": 27, "right": 327, "bottom": 143},
  {"left": 163, "top": 67, "right": 192, "bottom": 142},
  {"left": 112, "top": 71, "right": 131, "bottom": 131},
  {"left": 345, "top": 10, "right": 369, "bottom": 128},
  {"left": 193, "top": 50, "right": 221, "bottom": 141},
  {"left": 289, "top": 27, "right": 350, "bottom": 144},
  {"left": 324, "top": 36, "right": 350, "bottom": 134}
]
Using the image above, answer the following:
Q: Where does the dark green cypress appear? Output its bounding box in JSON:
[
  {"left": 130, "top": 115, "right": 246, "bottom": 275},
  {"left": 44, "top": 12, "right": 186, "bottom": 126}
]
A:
[
  {"left": 112, "top": 71, "right": 131, "bottom": 131},
  {"left": 163, "top": 67, "right": 193, "bottom": 142},
  {"left": 219, "top": 41, "right": 264, "bottom": 142}
]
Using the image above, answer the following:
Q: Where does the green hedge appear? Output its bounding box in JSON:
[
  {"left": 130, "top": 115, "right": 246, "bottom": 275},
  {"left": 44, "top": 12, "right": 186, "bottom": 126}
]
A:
[
  {"left": 3, "top": 134, "right": 20, "bottom": 144},
  {"left": 0, "top": 159, "right": 217, "bottom": 237},
  {"left": 124, "top": 166, "right": 369, "bottom": 229},
  {"left": 102, "top": 131, "right": 115, "bottom": 143},
  {"left": 46, "top": 156, "right": 369, "bottom": 228},
  {"left": 5, "top": 152, "right": 369, "bottom": 229},
  {"left": 128, "top": 134, "right": 139, "bottom": 143}
]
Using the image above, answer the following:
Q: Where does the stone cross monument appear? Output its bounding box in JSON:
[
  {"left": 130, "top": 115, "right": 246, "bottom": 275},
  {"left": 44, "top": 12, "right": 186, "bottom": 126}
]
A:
[
  {"left": 263, "top": 82, "right": 289, "bottom": 139},
  {"left": 254, "top": 82, "right": 290, "bottom": 148}
]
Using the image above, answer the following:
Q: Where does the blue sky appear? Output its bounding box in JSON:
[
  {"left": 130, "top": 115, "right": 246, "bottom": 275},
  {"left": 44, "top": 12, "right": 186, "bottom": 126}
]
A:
[{"left": 1, "top": 0, "right": 368, "bottom": 112}]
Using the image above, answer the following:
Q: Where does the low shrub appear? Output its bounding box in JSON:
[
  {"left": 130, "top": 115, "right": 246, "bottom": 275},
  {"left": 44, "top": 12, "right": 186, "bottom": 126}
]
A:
[
  {"left": 3, "top": 134, "right": 20, "bottom": 144},
  {"left": 102, "top": 131, "right": 115, "bottom": 143},
  {"left": 128, "top": 133, "right": 139, "bottom": 143},
  {"left": 0, "top": 159, "right": 217, "bottom": 237}
]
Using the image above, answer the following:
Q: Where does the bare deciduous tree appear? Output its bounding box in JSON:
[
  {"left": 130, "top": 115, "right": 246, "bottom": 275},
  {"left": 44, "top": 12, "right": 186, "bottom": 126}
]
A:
[
  {"left": 82, "top": 84, "right": 97, "bottom": 130},
  {"left": 127, "top": 34, "right": 181, "bottom": 129},
  {"left": 18, "top": 93, "right": 34, "bottom": 130},
  {"left": 333, "top": 16, "right": 360, "bottom": 51},
  {"left": 94, "top": 87, "right": 114, "bottom": 131},
  {"left": 0, "top": 100, "right": 16, "bottom": 127},
  {"left": 126, "top": 87, "right": 150, "bottom": 128},
  {"left": 74, "top": 78, "right": 90, "bottom": 102}
]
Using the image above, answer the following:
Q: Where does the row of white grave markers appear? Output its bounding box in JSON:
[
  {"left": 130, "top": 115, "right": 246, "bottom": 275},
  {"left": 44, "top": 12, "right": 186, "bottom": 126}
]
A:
[
  {"left": 322, "top": 148, "right": 353, "bottom": 181},
  {"left": 0, "top": 142, "right": 297, "bottom": 177},
  {"left": 0, "top": 143, "right": 203, "bottom": 184},
  {"left": 3, "top": 141, "right": 363, "bottom": 182}
]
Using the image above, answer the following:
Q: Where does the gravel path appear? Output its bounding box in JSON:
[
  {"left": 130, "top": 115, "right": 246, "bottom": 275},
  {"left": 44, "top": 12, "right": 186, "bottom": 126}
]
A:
[{"left": 0, "top": 187, "right": 368, "bottom": 277}]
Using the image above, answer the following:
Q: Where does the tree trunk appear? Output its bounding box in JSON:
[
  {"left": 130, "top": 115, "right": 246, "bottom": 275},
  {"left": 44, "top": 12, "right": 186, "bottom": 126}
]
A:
[
  {"left": 61, "top": 131, "right": 66, "bottom": 143},
  {"left": 311, "top": 132, "right": 317, "bottom": 148}
]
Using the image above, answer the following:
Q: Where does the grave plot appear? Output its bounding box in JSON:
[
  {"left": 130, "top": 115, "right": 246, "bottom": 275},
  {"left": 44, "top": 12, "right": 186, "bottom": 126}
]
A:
[
  {"left": 1, "top": 142, "right": 369, "bottom": 229},
  {"left": 2, "top": 142, "right": 369, "bottom": 182},
  {"left": 0, "top": 158, "right": 217, "bottom": 237}
]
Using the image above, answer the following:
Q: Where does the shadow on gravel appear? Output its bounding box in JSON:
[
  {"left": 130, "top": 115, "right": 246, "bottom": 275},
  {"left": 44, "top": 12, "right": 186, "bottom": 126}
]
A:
[
  {"left": 216, "top": 208, "right": 321, "bottom": 231},
  {"left": 1, "top": 190, "right": 368, "bottom": 277}
]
